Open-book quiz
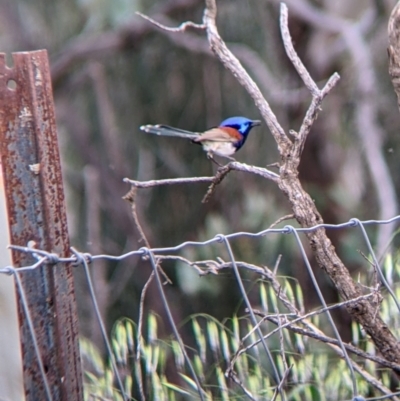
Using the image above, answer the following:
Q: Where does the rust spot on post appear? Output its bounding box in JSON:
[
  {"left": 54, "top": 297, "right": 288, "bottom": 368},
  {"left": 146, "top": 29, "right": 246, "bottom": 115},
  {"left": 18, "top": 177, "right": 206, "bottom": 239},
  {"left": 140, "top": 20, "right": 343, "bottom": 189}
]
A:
[{"left": 0, "top": 50, "right": 83, "bottom": 400}]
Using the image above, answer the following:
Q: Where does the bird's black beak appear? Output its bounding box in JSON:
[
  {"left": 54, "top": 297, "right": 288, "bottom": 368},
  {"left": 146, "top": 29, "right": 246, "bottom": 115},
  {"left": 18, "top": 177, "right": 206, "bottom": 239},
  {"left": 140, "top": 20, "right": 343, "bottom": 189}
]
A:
[{"left": 252, "top": 120, "right": 262, "bottom": 127}]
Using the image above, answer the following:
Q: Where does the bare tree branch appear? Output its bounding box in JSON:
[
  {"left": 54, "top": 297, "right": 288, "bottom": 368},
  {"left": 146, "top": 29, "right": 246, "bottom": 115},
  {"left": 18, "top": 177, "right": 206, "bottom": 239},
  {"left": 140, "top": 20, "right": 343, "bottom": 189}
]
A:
[
  {"left": 277, "top": 0, "right": 398, "bottom": 259},
  {"left": 280, "top": 4, "right": 341, "bottom": 161},
  {"left": 124, "top": 161, "right": 279, "bottom": 201}
]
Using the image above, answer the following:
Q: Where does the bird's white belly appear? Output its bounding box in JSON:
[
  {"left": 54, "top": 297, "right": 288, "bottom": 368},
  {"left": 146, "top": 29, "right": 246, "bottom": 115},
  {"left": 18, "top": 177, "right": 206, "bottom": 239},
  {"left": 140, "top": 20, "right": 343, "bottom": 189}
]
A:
[{"left": 201, "top": 141, "right": 236, "bottom": 157}]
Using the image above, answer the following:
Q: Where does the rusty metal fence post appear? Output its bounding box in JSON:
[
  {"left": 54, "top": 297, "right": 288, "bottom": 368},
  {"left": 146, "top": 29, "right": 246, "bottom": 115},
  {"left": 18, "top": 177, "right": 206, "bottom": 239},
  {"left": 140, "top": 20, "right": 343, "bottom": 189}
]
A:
[{"left": 0, "top": 50, "right": 83, "bottom": 400}]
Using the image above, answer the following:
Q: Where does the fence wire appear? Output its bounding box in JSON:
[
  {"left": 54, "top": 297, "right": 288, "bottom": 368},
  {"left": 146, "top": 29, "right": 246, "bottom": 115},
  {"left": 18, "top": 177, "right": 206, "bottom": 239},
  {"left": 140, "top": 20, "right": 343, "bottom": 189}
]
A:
[{"left": 2, "top": 215, "right": 400, "bottom": 401}]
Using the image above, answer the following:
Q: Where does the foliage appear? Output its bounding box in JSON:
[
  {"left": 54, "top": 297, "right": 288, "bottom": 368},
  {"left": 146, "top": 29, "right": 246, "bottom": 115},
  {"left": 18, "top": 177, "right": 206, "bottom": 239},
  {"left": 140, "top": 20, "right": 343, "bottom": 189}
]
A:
[{"left": 81, "top": 250, "right": 400, "bottom": 400}]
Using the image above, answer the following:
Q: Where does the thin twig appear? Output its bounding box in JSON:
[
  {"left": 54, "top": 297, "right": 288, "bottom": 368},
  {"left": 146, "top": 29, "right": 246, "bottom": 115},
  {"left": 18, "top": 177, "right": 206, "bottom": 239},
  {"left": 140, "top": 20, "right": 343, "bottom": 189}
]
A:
[
  {"left": 280, "top": 4, "right": 319, "bottom": 96},
  {"left": 230, "top": 292, "right": 375, "bottom": 367},
  {"left": 280, "top": 5, "right": 341, "bottom": 159},
  {"left": 272, "top": 366, "right": 292, "bottom": 401},
  {"left": 269, "top": 214, "right": 295, "bottom": 229},
  {"left": 229, "top": 161, "right": 279, "bottom": 181},
  {"left": 135, "top": 270, "right": 155, "bottom": 401},
  {"left": 123, "top": 176, "right": 214, "bottom": 188},
  {"left": 123, "top": 187, "right": 171, "bottom": 284},
  {"left": 122, "top": 187, "right": 173, "bottom": 401},
  {"left": 263, "top": 315, "right": 400, "bottom": 399},
  {"left": 263, "top": 314, "right": 400, "bottom": 373},
  {"left": 136, "top": 11, "right": 206, "bottom": 32},
  {"left": 227, "top": 371, "right": 257, "bottom": 401},
  {"left": 202, "top": 164, "right": 232, "bottom": 203},
  {"left": 145, "top": 250, "right": 207, "bottom": 401}
]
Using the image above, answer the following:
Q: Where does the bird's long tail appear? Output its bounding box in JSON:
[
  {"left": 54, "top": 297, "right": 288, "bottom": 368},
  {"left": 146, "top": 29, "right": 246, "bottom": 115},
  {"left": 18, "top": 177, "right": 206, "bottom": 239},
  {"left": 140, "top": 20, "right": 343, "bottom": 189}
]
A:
[{"left": 140, "top": 124, "right": 199, "bottom": 140}]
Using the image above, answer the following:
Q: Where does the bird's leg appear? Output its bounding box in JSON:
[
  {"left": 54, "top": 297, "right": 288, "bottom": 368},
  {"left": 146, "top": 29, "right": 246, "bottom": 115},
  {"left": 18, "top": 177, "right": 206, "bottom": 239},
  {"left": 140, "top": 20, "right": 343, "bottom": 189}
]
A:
[
  {"left": 224, "top": 155, "right": 236, "bottom": 162},
  {"left": 207, "top": 151, "right": 236, "bottom": 166},
  {"left": 207, "top": 152, "right": 223, "bottom": 167}
]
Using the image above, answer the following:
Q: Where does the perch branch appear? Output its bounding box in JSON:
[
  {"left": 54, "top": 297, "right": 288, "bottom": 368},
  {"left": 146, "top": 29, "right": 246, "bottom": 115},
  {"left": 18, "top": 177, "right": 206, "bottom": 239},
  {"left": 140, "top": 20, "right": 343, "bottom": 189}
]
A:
[
  {"left": 123, "top": 176, "right": 215, "bottom": 188},
  {"left": 124, "top": 161, "right": 279, "bottom": 202}
]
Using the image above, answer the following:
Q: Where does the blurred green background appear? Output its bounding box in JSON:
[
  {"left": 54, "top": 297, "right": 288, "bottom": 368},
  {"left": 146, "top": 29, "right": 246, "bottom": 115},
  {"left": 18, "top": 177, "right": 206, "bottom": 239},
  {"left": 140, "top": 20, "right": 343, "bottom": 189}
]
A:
[{"left": 1, "top": 0, "right": 399, "bottom": 359}]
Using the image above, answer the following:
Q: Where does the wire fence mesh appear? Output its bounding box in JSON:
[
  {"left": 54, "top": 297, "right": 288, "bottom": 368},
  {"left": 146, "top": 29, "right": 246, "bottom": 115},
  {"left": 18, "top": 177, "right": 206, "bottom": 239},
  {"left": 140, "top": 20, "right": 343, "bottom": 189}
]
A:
[{"left": 2, "top": 214, "right": 400, "bottom": 401}]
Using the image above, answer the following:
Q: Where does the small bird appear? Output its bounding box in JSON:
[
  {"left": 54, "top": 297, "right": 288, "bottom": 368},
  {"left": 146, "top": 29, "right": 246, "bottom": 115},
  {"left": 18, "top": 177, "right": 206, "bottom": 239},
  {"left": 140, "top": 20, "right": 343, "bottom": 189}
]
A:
[{"left": 140, "top": 116, "right": 261, "bottom": 161}]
